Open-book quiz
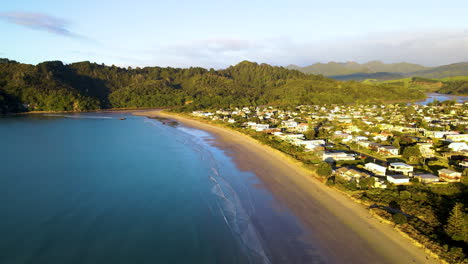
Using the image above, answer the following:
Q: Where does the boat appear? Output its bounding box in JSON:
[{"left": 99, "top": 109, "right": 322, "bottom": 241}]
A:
[{"left": 119, "top": 118, "right": 126, "bottom": 120}]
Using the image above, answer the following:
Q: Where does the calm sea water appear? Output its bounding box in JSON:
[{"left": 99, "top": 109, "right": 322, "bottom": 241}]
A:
[
  {"left": 0, "top": 113, "right": 317, "bottom": 264},
  {"left": 416, "top": 93, "right": 468, "bottom": 105}
]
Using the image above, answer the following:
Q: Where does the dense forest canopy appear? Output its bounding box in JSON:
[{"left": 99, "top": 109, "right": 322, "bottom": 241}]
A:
[{"left": 0, "top": 58, "right": 424, "bottom": 114}]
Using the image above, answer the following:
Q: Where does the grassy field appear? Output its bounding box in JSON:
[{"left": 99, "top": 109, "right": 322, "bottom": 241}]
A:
[{"left": 363, "top": 76, "right": 468, "bottom": 95}]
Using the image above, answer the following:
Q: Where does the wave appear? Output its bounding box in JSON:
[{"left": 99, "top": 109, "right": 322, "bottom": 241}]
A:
[
  {"left": 144, "top": 116, "right": 271, "bottom": 263},
  {"left": 176, "top": 125, "right": 271, "bottom": 264}
]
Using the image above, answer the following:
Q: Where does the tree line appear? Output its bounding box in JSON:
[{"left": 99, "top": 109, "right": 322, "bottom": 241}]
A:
[{"left": 0, "top": 59, "right": 425, "bottom": 114}]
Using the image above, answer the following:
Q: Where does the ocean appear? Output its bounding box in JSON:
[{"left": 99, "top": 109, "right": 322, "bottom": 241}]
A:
[{"left": 0, "top": 113, "right": 317, "bottom": 264}]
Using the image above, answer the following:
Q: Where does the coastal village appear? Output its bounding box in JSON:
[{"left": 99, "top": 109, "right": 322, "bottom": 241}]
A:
[{"left": 191, "top": 101, "right": 468, "bottom": 189}]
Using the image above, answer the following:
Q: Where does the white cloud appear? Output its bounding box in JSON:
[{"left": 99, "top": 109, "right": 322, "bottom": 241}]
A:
[{"left": 144, "top": 29, "right": 468, "bottom": 68}]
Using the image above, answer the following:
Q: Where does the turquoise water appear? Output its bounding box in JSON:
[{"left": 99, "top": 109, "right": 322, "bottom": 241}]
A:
[{"left": 0, "top": 113, "right": 317, "bottom": 264}]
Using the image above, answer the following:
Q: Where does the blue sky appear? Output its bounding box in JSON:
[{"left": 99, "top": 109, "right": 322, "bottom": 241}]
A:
[{"left": 1, "top": 0, "right": 468, "bottom": 68}]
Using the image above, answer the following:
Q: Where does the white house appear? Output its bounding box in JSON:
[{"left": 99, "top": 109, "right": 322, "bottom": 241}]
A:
[
  {"left": 448, "top": 142, "right": 468, "bottom": 152},
  {"left": 364, "top": 162, "right": 387, "bottom": 176},
  {"left": 254, "top": 124, "right": 270, "bottom": 132},
  {"left": 322, "top": 152, "right": 355, "bottom": 162},
  {"left": 387, "top": 175, "right": 410, "bottom": 184},
  {"left": 388, "top": 163, "right": 414, "bottom": 176},
  {"left": 445, "top": 134, "right": 468, "bottom": 142},
  {"left": 299, "top": 140, "right": 325, "bottom": 150}
]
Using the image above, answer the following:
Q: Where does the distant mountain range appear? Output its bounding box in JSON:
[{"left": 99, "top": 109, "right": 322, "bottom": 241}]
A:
[{"left": 287, "top": 61, "right": 468, "bottom": 81}]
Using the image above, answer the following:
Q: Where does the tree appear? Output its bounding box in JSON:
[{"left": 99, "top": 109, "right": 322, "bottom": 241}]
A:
[
  {"left": 399, "top": 190, "right": 411, "bottom": 200},
  {"left": 445, "top": 203, "right": 466, "bottom": 241},
  {"left": 359, "top": 177, "right": 375, "bottom": 189},
  {"left": 392, "top": 213, "right": 407, "bottom": 225},
  {"left": 392, "top": 138, "right": 400, "bottom": 149},
  {"left": 402, "top": 145, "right": 422, "bottom": 164},
  {"left": 304, "top": 129, "right": 316, "bottom": 140},
  {"left": 316, "top": 162, "right": 332, "bottom": 177}
]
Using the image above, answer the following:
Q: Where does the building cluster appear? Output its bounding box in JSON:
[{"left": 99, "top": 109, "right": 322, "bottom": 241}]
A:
[{"left": 192, "top": 102, "right": 467, "bottom": 188}]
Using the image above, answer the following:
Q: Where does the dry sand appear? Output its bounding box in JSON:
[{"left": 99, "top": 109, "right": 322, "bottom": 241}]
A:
[{"left": 135, "top": 110, "right": 439, "bottom": 264}]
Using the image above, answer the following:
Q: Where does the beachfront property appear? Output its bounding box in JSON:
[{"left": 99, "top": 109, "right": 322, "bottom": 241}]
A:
[
  {"left": 364, "top": 162, "right": 387, "bottom": 176},
  {"left": 193, "top": 102, "right": 467, "bottom": 189},
  {"left": 322, "top": 152, "right": 355, "bottom": 162},
  {"left": 438, "top": 169, "right": 462, "bottom": 182},
  {"left": 299, "top": 140, "right": 325, "bottom": 151},
  {"left": 335, "top": 167, "right": 370, "bottom": 181}
]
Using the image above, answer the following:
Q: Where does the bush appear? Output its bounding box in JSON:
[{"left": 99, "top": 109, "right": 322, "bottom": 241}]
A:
[
  {"left": 316, "top": 162, "right": 332, "bottom": 177},
  {"left": 393, "top": 213, "right": 408, "bottom": 225}
]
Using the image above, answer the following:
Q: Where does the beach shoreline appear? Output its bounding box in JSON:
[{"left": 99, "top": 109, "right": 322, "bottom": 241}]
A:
[{"left": 134, "top": 110, "right": 439, "bottom": 264}]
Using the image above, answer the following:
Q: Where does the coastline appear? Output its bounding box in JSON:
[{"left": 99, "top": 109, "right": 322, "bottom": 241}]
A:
[{"left": 135, "top": 110, "right": 439, "bottom": 264}]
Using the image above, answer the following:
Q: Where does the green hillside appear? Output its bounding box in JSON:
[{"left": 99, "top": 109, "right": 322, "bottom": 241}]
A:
[
  {"left": 0, "top": 59, "right": 424, "bottom": 114},
  {"left": 411, "top": 62, "right": 468, "bottom": 79},
  {"left": 372, "top": 76, "right": 468, "bottom": 95},
  {"left": 291, "top": 61, "right": 468, "bottom": 83},
  {"left": 288, "top": 61, "right": 428, "bottom": 76}
]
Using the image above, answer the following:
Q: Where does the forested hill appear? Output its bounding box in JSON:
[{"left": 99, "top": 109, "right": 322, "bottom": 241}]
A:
[{"left": 0, "top": 59, "right": 423, "bottom": 114}]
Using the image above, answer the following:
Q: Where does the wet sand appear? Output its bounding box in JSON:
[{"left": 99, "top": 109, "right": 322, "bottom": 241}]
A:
[{"left": 135, "top": 110, "right": 439, "bottom": 264}]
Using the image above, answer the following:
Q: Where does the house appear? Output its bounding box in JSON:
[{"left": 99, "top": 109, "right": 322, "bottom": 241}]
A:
[
  {"left": 417, "top": 143, "right": 435, "bottom": 158},
  {"left": 332, "top": 133, "right": 353, "bottom": 142},
  {"left": 388, "top": 162, "right": 414, "bottom": 176},
  {"left": 357, "top": 141, "right": 373, "bottom": 148},
  {"left": 387, "top": 175, "right": 410, "bottom": 184},
  {"left": 425, "top": 131, "right": 457, "bottom": 139},
  {"left": 414, "top": 173, "right": 439, "bottom": 183},
  {"left": 282, "top": 120, "right": 298, "bottom": 129},
  {"left": 281, "top": 134, "right": 305, "bottom": 142},
  {"left": 299, "top": 140, "right": 325, "bottom": 151},
  {"left": 296, "top": 123, "right": 309, "bottom": 132},
  {"left": 445, "top": 134, "right": 468, "bottom": 142},
  {"left": 254, "top": 124, "right": 270, "bottom": 132},
  {"left": 377, "top": 145, "right": 399, "bottom": 156},
  {"left": 322, "top": 152, "right": 356, "bottom": 162},
  {"left": 354, "top": 136, "right": 369, "bottom": 142},
  {"left": 364, "top": 162, "right": 387, "bottom": 176},
  {"left": 438, "top": 169, "right": 462, "bottom": 182},
  {"left": 448, "top": 142, "right": 468, "bottom": 152},
  {"left": 335, "top": 167, "right": 370, "bottom": 181},
  {"left": 460, "top": 159, "right": 468, "bottom": 169}
]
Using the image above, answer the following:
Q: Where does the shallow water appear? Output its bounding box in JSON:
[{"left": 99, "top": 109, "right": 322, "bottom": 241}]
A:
[
  {"left": 0, "top": 113, "right": 320, "bottom": 264},
  {"left": 415, "top": 93, "right": 468, "bottom": 105}
]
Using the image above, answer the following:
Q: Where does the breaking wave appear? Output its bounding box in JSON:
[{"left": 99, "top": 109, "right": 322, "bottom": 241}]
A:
[
  {"left": 177, "top": 126, "right": 271, "bottom": 264},
  {"left": 145, "top": 117, "right": 271, "bottom": 263}
]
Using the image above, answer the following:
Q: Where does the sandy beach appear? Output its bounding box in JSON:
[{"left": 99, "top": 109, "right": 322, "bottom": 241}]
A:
[{"left": 135, "top": 110, "right": 439, "bottom": 264}]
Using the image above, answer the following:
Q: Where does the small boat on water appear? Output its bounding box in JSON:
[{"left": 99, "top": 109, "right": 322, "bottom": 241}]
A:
[{"left": 119, "top": 118, "right": 127, "bottom": 120}]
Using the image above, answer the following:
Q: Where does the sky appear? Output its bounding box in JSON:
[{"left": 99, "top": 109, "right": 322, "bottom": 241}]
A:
[{"left": 1, "top": 0, "right": 468, "bottom": 68}]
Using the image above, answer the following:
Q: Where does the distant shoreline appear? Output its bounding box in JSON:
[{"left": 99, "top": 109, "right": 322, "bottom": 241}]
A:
[{"left": 134, "top": 110, "right": 439, "bottom": 264}]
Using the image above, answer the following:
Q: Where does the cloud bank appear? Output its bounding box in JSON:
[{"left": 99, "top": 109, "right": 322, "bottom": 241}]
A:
[
  {"left": 0, "top": 12, "right": 79, "bottom": 37},
  {"left": 151, "top": 29, "right": 468, "bottom": 68}
]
